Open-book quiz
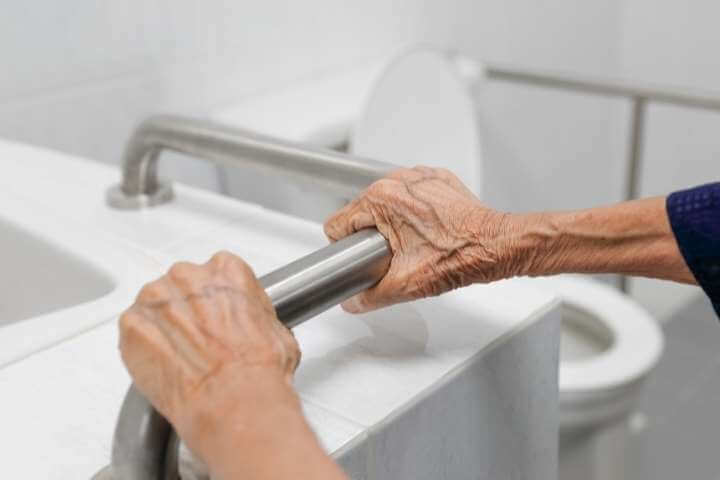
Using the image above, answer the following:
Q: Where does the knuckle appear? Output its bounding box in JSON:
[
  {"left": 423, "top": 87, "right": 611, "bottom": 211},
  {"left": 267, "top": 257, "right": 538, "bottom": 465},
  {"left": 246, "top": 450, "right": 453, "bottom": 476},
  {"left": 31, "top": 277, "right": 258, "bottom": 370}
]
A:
[
  {"left": 284, "top": 331, "right": 300, "bottom": 355},
  {"left": 234, "top": 258, "right": 254, "bottom": 278},
  {"left": 256, "top": 342, "right": 285, "bottom": 367},
  {"left": 323, "top": 221, "right": 337, "bottom": 238},
  {"left": 370, "top": 178, "right": 394, "bottom": 196},
  {"left": 437, "top": 167, "right": 457, "bottom": 181},
  {"left": 168, "top": 261, "right": 196, "bottom": 281},
  {"left": 118, "top": 310, "right": 137, "bottom": 333},
  {"left": 210, "top": 250, "right": 235, "bottom": 266},
  {"left": 212, "top": 250, "right": 250, "bottom": 273},
  {"left": 118, "top": 310, "right": 147, "bottom": 346},
  {"left": 228, "top": 259, "right": 256, "bottom": 287},
  {"left": 137, "top": 280, "right": 165, "bottom": 303}
]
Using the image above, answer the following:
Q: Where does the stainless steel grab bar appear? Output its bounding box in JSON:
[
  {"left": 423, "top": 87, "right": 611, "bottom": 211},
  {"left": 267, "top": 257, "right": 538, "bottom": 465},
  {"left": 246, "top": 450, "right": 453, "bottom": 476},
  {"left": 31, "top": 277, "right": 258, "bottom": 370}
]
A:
[
  {"left": 99, "top": 115, "right": 396, "bottom": 479},
  {"left": 106, "top": 115, "right": 394, "bottom": 210},
  {"left": 107, "top": 230, "right": 391, "bottom": 480}
]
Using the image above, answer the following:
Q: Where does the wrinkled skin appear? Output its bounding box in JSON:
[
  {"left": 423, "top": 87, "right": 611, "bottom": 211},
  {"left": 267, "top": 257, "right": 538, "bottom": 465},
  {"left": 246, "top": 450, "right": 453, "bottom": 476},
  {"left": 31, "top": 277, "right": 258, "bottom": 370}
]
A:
[
  {"left": 118, "top": 252, "right": 301, "bottom": 459},
  {"left": 324, "top": 166, "right": 513, "bottom": 313}
]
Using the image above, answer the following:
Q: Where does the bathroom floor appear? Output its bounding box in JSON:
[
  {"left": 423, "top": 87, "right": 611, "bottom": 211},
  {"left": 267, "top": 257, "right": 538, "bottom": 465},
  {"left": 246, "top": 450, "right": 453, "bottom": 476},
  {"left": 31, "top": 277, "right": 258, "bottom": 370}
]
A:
[{"left": 634, "top": 294, "right": 720, "bottom": 479}]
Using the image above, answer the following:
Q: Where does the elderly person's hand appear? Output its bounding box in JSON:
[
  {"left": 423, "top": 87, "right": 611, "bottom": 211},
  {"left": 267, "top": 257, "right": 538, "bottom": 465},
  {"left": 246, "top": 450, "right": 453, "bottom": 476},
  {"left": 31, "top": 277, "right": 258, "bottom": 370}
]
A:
[
  {"left": 324, "top": 167, "right": 520, "bottom": 313},
  {"left": 119, "top": 252, "right": 347, "bottom": 480},
  {"left": 325, "top": 166, "right": 698, "bottom": 315}
]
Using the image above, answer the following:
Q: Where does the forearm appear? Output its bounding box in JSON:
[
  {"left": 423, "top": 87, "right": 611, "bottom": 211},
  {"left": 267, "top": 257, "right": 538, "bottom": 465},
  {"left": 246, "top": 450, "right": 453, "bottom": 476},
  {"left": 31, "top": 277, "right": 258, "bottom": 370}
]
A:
[
  {"left": 500, "top": 197, "right": 696, "bottom": 283},
  {"left": 183, "top": 368, "right": 348, "bottom": 480}
]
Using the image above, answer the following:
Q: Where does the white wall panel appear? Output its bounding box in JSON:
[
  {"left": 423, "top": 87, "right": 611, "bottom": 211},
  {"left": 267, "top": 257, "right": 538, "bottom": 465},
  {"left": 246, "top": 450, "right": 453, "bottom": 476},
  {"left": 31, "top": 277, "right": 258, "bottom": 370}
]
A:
[{"left": 620, "top": 0, "right": 720, "bottom": 317}]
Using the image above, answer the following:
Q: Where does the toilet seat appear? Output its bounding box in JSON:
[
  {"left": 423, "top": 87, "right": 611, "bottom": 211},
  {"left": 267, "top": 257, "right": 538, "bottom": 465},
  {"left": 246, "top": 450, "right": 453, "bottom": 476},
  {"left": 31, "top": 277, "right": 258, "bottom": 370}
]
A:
[
  {"left": 538, "top": 275, "right": 663, "bottom": 430},
  {"left": 539, "top": 275, "right": 663, "bottom": 394},
  {"left": 352, "top": 48, "right": 484, "bottom": 194}
]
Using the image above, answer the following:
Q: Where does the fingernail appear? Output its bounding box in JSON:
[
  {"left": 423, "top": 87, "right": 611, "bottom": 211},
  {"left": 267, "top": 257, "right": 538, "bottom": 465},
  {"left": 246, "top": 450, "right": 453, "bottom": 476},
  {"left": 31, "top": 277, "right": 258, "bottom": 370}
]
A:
[{"left": 341, "top": 300, "right": 360, "bottom": 314}]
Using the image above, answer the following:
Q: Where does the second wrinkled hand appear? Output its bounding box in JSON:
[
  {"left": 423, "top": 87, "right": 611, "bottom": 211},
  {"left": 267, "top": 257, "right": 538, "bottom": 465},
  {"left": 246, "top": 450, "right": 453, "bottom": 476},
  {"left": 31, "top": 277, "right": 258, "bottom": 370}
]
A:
[{"left": 324, "top": 166, "right": 514, "bottom": 314}]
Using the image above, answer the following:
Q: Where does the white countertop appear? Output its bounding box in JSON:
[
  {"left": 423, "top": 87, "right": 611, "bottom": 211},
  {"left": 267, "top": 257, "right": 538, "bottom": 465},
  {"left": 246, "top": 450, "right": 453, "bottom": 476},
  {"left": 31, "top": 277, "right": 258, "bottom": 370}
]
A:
[{"left": 0, "top": 140, "right": 558, "bottom": 478}]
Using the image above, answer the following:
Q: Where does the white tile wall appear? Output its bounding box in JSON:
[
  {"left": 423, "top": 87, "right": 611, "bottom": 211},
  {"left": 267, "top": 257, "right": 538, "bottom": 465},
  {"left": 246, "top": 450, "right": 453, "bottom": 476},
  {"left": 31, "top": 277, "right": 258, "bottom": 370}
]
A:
[
  {"left": 1, "top": 0, "right": 624, "bottom": 186},
  {"left": 477, "top": 82, "right": 629, "bottom": 212}
]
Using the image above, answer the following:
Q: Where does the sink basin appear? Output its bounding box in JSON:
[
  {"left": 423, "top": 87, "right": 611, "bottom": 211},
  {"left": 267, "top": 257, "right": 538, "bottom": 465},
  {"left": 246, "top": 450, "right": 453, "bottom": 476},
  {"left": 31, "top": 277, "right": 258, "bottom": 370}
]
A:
[
  {"left": 0, "top": 218, "right": 115, "bottom": 326},
  {"left": 0, "top": 188, "right": 160, "bottom": 367}
]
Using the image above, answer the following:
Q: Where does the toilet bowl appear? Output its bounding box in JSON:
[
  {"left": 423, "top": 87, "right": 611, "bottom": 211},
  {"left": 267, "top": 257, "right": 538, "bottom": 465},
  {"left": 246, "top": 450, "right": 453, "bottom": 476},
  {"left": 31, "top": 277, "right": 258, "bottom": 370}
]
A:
[
  {"left": 537, "top": 274, "right": 663, "bottom": 432},
  {"left": 351, "top": 48, "right": 664, "bottom": 464}
]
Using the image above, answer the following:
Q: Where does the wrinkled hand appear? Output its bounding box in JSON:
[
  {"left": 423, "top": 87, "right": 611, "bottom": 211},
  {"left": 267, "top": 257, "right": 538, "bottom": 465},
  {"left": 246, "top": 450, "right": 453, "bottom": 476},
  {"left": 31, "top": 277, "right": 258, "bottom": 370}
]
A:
[
  {"left": 118, "top": 252, "right": 301, "bottom": 457},
  {"left": 324, "top": 166, "right": 514, "bottom": 313}
]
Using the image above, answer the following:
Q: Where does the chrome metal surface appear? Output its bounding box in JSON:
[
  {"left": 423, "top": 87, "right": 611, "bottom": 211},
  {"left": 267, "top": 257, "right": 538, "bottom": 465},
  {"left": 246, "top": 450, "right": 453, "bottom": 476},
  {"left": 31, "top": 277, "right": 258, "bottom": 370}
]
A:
[
  {"left": 105, "top": 230, "right": 391, "bottom": 479},
  {"left": 484, "top": 62, "right": 720, "bottom": 111},
  {"left": 107, "top": 115, "right": 394, "bottom": 210},
  {"left": 106, "top": 183, "right": 174, "bottom": 209},
  {"left": 109, "top": 385, "right": 174, "bottom": 480},
  {"left": 624, "top": 98, "right": 648, "bottom": 206},
  {"left": 620, "top": 98, "right": 647, "bottom": 292},
  {"left": 261, "top": 229, "right": 391, "bottom": 327}
]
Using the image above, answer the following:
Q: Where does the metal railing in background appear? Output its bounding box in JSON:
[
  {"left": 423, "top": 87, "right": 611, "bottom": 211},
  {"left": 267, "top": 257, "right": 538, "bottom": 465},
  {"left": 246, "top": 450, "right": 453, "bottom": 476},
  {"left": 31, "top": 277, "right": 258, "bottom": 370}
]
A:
[{"left": 483, "top": 62, "right": 720, "bottom": 291}]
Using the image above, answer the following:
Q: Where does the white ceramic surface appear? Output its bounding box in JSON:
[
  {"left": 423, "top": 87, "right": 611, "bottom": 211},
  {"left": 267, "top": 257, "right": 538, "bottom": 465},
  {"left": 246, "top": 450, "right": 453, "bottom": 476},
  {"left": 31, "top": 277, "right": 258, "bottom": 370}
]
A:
[
  {"left": 540, "top": 275, "right": 663, "bottom": 394},
  {"left": 0, "top": 139, "right": 560, "bottom": 479},
  {"left": 0, "top": 215, "right": 113, "bottom": 326},
  {"left": 0, "top": 187, "right": 161, "bottom": 368}
]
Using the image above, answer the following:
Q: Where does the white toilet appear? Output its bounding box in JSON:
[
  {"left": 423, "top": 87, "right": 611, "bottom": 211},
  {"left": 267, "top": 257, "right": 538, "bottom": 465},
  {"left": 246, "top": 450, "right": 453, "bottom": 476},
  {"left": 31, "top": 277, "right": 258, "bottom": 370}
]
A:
[{"left": 351, "top": 48, "right": 664, "bottom": 479}]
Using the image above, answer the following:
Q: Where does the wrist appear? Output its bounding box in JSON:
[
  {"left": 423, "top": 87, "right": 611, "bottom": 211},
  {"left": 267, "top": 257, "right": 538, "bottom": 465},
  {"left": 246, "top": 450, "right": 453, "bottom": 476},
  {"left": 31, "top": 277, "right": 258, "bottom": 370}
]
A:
[
  {"left": 182, "top": 365, "right": 345, "bottom": 480},
  {"left": 480, "top": 211, "right": 560, "bottom": 279},
  {"left": 179, "top": 365, "right": 304, "bottom": 462}
]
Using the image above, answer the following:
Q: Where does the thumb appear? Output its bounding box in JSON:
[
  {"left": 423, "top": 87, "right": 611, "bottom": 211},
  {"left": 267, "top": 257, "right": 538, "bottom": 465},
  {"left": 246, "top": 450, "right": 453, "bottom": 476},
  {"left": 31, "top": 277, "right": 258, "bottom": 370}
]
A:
[{"left": 341, "top": 283, "right": 392, "bottom": 314}]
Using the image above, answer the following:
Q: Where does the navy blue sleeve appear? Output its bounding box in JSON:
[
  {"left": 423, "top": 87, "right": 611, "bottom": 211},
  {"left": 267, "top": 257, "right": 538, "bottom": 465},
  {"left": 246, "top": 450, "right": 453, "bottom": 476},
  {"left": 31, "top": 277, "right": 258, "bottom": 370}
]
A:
[{"left": 666, "top": 182, "right": 720, "bottom": 318}]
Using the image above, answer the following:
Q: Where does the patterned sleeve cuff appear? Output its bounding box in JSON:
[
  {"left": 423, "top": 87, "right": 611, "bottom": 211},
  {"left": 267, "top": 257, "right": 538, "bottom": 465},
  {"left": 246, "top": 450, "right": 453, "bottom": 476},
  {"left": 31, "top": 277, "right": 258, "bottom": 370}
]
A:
[{"left": 666, "top": 182, "right": 720, "bottom": 318}]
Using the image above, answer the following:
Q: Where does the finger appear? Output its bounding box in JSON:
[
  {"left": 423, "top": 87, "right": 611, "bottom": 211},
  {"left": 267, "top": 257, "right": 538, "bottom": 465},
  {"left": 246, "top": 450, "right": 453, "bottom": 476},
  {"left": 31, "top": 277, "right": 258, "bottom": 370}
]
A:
[
  {"left": 136, "top": 276, "right": 173, "bottom": 306},
  {"left": 167, "top": 261, "right": 207, "bottom": 297},
  {"left": 281, "top": 330, "right": 302, "bottom": 373},
  {"left": 410, "top": 165, "right": 436, "bottom": 178},
  {"left": 324, "top": 197, "right": 377, "bottom": 242},
  {"left": 210, "top": 251, "right": 263, "bottom": 300},
  {"left": 118, "top": 310, "right": 179, "bottom": 415},
  {"left": 208, "top": 250, "right": 247, "bottom": 274},
  {"left": 387, "top": 167, "right": 424, "bottom": 182},
  {"left": 340, "top": 285, "right": 390, "bottom": 314}
]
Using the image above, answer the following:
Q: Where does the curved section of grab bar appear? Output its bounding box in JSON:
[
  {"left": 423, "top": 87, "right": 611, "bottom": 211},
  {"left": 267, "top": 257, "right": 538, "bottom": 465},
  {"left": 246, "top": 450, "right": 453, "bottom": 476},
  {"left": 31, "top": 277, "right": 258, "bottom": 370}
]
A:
[
  {"left": 107, "top": 229, "right": 391, "bottom": 479},
  {"left": 106, "top": 115, "right": 395, "bottom": 209}
]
